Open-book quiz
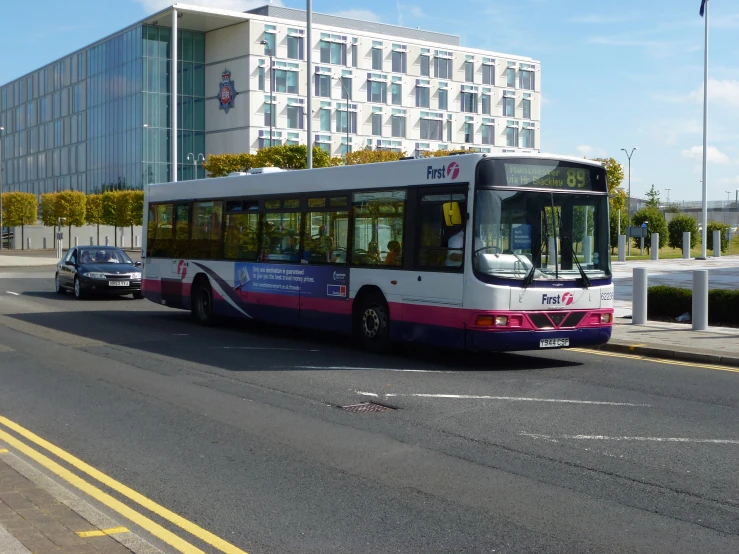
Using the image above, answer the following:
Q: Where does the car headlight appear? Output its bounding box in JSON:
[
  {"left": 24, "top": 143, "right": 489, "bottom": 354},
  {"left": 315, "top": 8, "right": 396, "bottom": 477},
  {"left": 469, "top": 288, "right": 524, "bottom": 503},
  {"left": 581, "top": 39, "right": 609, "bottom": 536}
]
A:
[
  {"left": 131, "top": 272, "right": 142, "bottom": 279},
  {"left": 82, "top": 272, "right": 106, "bottom": 279}
]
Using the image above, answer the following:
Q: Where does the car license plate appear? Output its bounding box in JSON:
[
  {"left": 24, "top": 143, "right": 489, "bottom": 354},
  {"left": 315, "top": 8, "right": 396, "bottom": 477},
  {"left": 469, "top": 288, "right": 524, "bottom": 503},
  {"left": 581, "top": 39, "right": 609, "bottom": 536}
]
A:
[
  {"left": 540, "top": 338, "right": 569, "bottom": 348},
  {"left": 109, "top": 281, "right": 130, "bottom": 287}
]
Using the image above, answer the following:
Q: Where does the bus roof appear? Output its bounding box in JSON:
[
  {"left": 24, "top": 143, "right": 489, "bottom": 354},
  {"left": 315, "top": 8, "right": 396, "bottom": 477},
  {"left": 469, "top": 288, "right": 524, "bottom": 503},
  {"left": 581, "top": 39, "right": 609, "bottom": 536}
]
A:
[{"left": 146, "top": 152, "right": 606, "bottom": 204}]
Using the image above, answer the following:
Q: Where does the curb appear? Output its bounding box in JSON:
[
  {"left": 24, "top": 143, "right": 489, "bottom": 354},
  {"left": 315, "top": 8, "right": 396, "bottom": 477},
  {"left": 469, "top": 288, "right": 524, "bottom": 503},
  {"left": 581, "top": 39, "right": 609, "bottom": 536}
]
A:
[{"left": 594, "top": 341, "right": 739, "bottom": 368}]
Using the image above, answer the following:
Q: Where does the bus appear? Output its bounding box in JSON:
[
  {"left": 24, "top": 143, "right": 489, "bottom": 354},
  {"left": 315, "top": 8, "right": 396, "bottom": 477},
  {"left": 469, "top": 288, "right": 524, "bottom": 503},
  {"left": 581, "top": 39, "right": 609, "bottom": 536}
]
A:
[{"left": 142, "top": 153, "right": 613, "bottom": 352}]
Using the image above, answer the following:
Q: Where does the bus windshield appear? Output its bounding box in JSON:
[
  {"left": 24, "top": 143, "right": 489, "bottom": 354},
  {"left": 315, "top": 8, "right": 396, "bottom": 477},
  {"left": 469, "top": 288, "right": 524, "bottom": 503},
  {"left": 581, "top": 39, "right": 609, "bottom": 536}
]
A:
[{"left": 473, "top": 189, "right": 611, "bottom": 283}]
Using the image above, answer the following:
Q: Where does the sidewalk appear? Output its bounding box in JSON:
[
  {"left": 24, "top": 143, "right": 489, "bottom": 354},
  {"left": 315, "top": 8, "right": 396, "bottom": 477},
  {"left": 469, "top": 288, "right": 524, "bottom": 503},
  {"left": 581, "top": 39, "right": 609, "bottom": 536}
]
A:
[
  {"left": 0, "top": 451, "right": 157, "bottom": 554},
  {"left": 600, "top": 318, "right": 739, "bottom": 367},
  {"left": 0, "top": 255, "right": 57, "bottom": 268}
]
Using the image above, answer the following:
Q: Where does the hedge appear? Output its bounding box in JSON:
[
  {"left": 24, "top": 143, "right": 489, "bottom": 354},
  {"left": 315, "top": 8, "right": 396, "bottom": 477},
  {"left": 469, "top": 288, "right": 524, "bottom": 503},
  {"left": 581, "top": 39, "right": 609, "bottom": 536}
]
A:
[{"left": 647, "top": 285, "right": 739, "bottom": 325}]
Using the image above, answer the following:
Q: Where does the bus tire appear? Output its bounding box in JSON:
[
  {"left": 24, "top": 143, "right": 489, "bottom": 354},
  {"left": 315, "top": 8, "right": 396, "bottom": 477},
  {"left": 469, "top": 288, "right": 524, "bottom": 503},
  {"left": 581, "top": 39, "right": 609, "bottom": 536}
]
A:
[
  {"left": 358, "top": 292, "right": 391, "bottom": 352},
  {"left": 191, "top": 278, "right": 216, "bottom": 326}
]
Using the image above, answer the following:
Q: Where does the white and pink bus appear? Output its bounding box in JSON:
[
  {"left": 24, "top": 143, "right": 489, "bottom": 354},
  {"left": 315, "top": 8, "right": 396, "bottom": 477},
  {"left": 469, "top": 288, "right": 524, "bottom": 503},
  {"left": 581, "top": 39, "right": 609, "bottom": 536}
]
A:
[{"left": 142, "top": 153, "right": 614, "bottom": 352}]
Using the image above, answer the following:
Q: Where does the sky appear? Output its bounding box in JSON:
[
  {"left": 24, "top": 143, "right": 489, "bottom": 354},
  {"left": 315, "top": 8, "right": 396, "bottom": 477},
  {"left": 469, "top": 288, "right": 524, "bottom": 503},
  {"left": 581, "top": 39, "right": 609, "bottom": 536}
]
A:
[{"left": 1, "top": 0, "right": 737, "bottom": 201}]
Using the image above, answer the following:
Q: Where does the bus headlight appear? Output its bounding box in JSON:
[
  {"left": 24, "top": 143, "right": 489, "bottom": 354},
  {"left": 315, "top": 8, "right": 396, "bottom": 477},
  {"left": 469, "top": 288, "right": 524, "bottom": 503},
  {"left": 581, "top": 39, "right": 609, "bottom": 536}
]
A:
[
  {"left": 495, "top": 315, "right": 509, "bottom": 326},
  {"left": 600, "top": 313, "right": 612, "bottom": 324}
]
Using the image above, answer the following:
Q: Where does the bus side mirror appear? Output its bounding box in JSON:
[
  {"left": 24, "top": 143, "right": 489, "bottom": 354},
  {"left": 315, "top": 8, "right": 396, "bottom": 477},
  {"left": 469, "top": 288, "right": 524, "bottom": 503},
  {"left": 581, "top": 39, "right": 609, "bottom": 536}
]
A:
[{"left": 443, "top": 202, "right": 462, "bottom": 227}]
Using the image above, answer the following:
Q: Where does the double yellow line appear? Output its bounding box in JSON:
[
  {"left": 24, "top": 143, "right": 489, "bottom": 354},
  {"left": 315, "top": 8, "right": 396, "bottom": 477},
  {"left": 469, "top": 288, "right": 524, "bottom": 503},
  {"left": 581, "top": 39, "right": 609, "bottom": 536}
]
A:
[
  {"left": 0, "top": 415, "right": 248, "bottom": 554},
  {"left": 569, "top": 348, "right": 739, "bottom": 374}
]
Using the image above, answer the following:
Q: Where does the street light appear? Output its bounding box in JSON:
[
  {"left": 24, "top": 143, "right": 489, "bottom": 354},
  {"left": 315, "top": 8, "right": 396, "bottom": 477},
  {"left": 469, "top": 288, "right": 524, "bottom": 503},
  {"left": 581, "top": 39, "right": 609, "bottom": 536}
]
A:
[
  {"left": 260, "top": 40, "right": 274, "bottom": 149},
  {"left": 336, "top": 77, "right": 351, "bottom": 163},
  {"left": 0, "top": 125, "right": 4, "bottom": 251},
  {"left": 186, "top": 153, "right": 205, "bottom": 180},
  {"left": 665, "top": 188, "right": 671, "bottom": 203},
  {"left": 620, "top": 147, "right": 638, "bottom": 255}
]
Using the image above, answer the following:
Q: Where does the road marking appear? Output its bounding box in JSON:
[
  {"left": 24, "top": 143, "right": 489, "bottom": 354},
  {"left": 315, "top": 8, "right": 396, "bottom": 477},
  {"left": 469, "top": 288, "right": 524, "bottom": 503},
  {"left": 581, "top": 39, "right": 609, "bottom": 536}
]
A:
[
  {"left": 77, "top": 526, "right": 129, "bottom": 538},
  {"left": 298, "top": 366, "right": 457, "bottom": 373},
  {"left": 5, "top": 291, "right": 19, "bottom": 296},
  {"left": 0, "top": 345, "right": 14, "bottom": 353},
  {"left": 356, "top": 392, "right": 650, "bottom": 406},
  {"left": 0, "top": 448, "right": 7, "bottom": 453},
  {"left": 0, "top": 415, "right": 248, "bottom": 554},
  {"left": 0, "top": 426, "right": 207, "bottom": 554},
  {"left": 521, "top": 432, "right": 739, "bottom": 445},
  {"left": 569, "top": 347, "right": 739, "bottom": 374},
  {"left": 218, "top": 347, "right": 320, "bottom": 351}
]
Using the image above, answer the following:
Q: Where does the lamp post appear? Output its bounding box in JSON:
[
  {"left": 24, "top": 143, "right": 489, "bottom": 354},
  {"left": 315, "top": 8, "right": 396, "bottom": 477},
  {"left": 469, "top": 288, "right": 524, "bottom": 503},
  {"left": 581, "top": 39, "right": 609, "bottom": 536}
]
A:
[
  {"left": 186, "top": 153, "right": 205, "bottom": 180},
  {"left": 665, "top": 188, "right": 671, "bottom": 203},
  {"left": 260, "top": 40, "right": 274, "bottom": 148},
  {"left": 336, "top": 77, "right": 351, "bottom": 163},
  {"left": 0, "top": 125, "right": 4, "bottom": 251},
  {"left": 620, "top": 147, "right": 638, "bottom": 255}
]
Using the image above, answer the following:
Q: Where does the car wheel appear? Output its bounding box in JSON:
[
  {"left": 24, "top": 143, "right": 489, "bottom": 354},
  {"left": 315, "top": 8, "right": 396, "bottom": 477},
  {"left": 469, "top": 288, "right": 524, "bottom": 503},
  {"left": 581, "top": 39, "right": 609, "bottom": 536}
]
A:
[
  {"left": 73, "top": 277, "right": 85, "bottom": 299},
  {"left": 358, "top": 293, "right": 391, "bottom": 352},
  {"left": 55, "top": 273, "right": 65, "bottom": 294},
  {"left": 192, "top": 280, "right": 216, "bottom": 326},
  {"left": 132, "top": 291, "right": 144, "bottom": 300}
]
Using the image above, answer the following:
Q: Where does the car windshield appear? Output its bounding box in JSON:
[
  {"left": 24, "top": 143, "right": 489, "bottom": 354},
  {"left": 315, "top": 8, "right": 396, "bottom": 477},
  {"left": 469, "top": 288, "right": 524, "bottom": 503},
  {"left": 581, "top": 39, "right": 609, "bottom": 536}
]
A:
[
  {"left": 78, "top": 248, "right": 133, "bottom": 265},
  {"left": 473, "top": 189, "right": 611, "bottom": 282}
]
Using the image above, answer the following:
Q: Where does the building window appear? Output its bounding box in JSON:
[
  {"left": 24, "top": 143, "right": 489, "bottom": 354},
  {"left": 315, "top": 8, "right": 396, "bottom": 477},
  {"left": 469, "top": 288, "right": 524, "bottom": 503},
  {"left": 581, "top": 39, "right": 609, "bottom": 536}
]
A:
[
  {"left": 391, "top": 82, "right": 402, "bottom": 105},
  {"left": 503, "top": 97, "right": 515, "bottom": 117},
  {"left": 287, "top": 104, "right": 303, "bottom": 129},
  {"left": 522, "top": 127, "right": 535, "bottom": 148},
  {"left": 416, "top": 85, "right": 430, "bottom": 108},
  {"left": 274, "top": 69, "right": 299, "bottom": 94},
  {"left": 438, "top": 88, "right": 448, "bottom": 111},
  {"left": 372, "top": 48, "right": 383, "bottom": 71},
  {"left": 257, "top": 66, "right": 265, "bottom": 91},
  {"left": 481, "top": 93, "right": 491, "bottom": 115},
  {"left": 506, "top": 125, "right": 519, "bottom": 147},
  {"left": 340, "top": 76, "right": 352, "bottom": 100},
  {"left": 315, "top": 73, "right": 331, "bottom": 97},
  {"left": 482, "top": 64, "right": 495, "bottom": 85},
  {"left": 420, "top": 55, "right": 430, "bottom": 77},
  {"left": 320, "top": 40, "right": 346, "bottom": 65},
  {"left": 351, "top": 42, "right": 358, "bottom": 68},
  {"left": 506, "top": 67, "right": 516, "bottom": 87},
  {"left": 420, "top": 117, "right": 443, "bottom": 141},
  {"left": 461, "top": 92, "right": 477, "bottom": 113},
  {"left": 391, "top": 115, "right": 405, "bottom": 138},
  {"left": 482, "top": 124, "right": 494, "bottom": 145},
  {"left": 523, "top": 98, "right": 531, "bottom": 119},
  {"left": 335, "top": 108, "right": 357, "bottom": 133},
  {"left": 392, "top": 49, "right": 407, "bottom": 73},
  {"left": 367, "top": 80, "right": 387, "bottom": 103},
  {"left": 263, "top": 102, "right": 275, "bottom": 127},
  {"left": 263, "top": 33, "right": 275, "bottom": 55},
  {"left": 447, "top": 116, "right": 453, "bottom": 142},
  {"left": 371, "top": 112, "right": 382, "bottom": 136},
  {"left": 519, "top": 70, "right": 535, "bottom": 90},
  {"left": 287, "top": 35, "right": 304, "bottom": 60},
  {"left": 434, "top": 56, "right": 451, "bottom": 79},
  {"left": 464, "top": 61, "right": 474, "bottom": 83},
  {"left": 319, "top": 108, "right": 331, "bottom": 131},
  {"left": 464, "top": 122, "right": 474, "bottom": 143}
]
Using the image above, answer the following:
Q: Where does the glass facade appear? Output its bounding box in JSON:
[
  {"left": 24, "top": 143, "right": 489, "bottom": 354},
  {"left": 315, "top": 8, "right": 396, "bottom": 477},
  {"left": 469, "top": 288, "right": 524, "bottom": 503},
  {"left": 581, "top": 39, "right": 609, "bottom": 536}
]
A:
[{"left": 0, "top": 23, "right": 205, "bottom": 195}]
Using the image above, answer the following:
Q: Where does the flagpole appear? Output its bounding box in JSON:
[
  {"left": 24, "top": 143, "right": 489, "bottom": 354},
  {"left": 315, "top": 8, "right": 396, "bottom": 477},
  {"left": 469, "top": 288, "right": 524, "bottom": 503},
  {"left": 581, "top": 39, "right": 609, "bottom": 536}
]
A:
[{"left": 700, "top": 0, "right": 709, "bottom": 259}]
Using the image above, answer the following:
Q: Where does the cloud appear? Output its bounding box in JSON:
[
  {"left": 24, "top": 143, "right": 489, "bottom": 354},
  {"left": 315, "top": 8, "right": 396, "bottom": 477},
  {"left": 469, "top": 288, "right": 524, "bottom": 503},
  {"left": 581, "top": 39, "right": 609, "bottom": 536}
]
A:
[
  {"left": 568, "top": 14, "right": 630, "bottom": 24},
  {"left": 332, "top": 9, "right": 382, "bottom": 22},
  {"left": 681, "top": 146, "right": 730, "bottom": 164},
  {"left": 687, "top": 79, "right": 739, "bottom": 108},
  {"left": 132, "top": 0, "right": 279, "bottom": 12},
  {"left": 576, "top": 145, "right": 594, "bottom": 155},
  {"left": 575, "top": 145, "right": 606, "bottom": 158},
  {"left": 718, "top": 176, "right": 739, "bottom": 185}
]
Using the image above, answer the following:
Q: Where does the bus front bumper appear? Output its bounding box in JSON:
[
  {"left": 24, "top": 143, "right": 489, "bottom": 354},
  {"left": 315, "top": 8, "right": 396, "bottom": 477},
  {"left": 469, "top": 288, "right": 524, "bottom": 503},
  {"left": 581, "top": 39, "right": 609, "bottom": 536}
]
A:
[{"left": 466, "top": 326, "right": 612, "bottom": 352}]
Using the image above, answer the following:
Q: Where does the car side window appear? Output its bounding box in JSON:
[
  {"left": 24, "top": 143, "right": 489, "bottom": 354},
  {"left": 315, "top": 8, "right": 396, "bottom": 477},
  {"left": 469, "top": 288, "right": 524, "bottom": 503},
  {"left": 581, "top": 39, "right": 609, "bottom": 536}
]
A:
[{"left": 64, "top": 249, "right": 76, "bottom": 263}]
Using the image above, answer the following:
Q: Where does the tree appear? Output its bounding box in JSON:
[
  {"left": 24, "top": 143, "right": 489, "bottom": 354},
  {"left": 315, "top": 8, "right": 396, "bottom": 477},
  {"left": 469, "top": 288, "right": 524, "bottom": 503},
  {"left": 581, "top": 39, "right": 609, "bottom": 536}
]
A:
[
  {"left": 40, "top": 193, "right": 59, "bottom": 249},
  {"left": 2, "top": 193, "right": 38, "bottom": 250},
  {"left": 631, "top": 207, "right": 667, "bottom": 252},
  {"left": 345, "top": 149, "right": 406, "bottom": 165},
  {"left": 667, "top": 214, "right": 698, "bottom": 250},
  {"left": 592, "top": 157, "right": 625, "bottom": 195},
  {"left": 130, "top": 190, "right": 144, "bottom": 248},
  {"left": 85, "top": 194, "right": 104, "bottom": 244},
  {"left": 55, "top": 191, "right": 86, "bottom": 249},
  {"left": 609, "top": 207, "right": 627, "bottom": 254},
  {"left": 706, "top": 221, "right": 730, "bottom": 253},
  {"left": 645, "top": 184, "right": 661, "bottom": 209},
  {"left": 422, "top": 149, "right": 470, "bottom": 158},
  {"left": 202, "top": 145, "right": 341, "bottom": 177}
]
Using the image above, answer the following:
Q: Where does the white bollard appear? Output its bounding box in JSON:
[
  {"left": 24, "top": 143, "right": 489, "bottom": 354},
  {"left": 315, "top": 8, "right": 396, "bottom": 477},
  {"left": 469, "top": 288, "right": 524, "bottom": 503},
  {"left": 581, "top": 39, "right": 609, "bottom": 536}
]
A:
[
  {"left": 683, "top": 232, "right": 691, "bottom": 259},
  {"left": 651, "top": 233, "right": 659, "bottom": 261},
  {"left": 713, "top": 229, "right": 721, "bottom": 257},
  {"left": 640, "top": 236, "right": 644, "bottom": 256},
  {"left": 26, "top": 237, "right": 31, "bottom": 250},
  {"left": 43, "top": 237, "right": 47, "bottom": 249},
  {"left": 582, "top": 236, "right": 592, "bottom": 264},
  {"left": 618, "top": 235, "right": 626, "bottom": 262},
  {"left": 632, "top": 267, "right": 648, "bottom": 325},
  {"left": 692, "top": 270, "right": 708, "bottom": 331},
  {"left": 134, "top": 235, "right": 139, "bottom": 248},
  {"left": 74, "top": 237, "right": 79, "bottom": 247},
  {"left": 120, "top": 236, "right": 125, "bottom": 248},
  {"left": 90, "top": 237, "right": 94, "bottom": 245},
  {"left": 547, "top": 236, "right": 556, "bottom": 267},
  {"left": 105, "top": 236, "right": 109, "bottom": 246}
]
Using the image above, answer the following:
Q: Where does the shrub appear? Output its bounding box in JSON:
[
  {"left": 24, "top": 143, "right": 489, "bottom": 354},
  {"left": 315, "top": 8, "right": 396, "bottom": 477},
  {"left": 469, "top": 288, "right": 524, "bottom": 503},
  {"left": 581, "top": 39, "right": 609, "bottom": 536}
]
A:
[
  {"left": 631, "top": 207, "right": 667, "bottom": 251},
  {"left": 647, "top": 286, "right": 739, "bottom": 325},
  {"left": 667, "top": 214, "right": 698, "bottom": 250},
  {"left": 706, "top": 221, "right": 730, "bottom": 253}
]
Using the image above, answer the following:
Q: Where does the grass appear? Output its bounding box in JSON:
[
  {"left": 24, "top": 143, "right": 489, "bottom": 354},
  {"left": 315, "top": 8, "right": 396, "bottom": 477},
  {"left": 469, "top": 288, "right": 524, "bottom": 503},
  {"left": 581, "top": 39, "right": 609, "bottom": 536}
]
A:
[{"left": 611, "top": 235, "right": 739, "bottom": 261}]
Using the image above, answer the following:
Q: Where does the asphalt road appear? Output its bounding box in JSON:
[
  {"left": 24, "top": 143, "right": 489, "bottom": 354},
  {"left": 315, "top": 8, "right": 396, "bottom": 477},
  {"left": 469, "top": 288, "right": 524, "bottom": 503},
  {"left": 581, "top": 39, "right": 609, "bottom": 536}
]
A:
[{"left": 1, "top": 266, "right": 738, "bottom": 553}]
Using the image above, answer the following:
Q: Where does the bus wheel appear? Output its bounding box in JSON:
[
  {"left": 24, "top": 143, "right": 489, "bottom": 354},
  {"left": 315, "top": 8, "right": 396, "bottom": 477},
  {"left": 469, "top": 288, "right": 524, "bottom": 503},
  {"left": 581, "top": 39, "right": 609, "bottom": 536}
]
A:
[
  {"left": 192, "top": 279, "right": 216, "bottom": 326},
  {"left": 358, "top": 293, "right": 390, "bottom": 352}
]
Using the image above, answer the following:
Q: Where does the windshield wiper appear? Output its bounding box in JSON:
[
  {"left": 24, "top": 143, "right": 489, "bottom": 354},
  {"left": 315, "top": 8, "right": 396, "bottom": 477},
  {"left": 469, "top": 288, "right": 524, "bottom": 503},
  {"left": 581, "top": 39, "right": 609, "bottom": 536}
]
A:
[
  {"left": 522, "top": 240, "right": 543, "bottom": 289},
  {"left": 549, "top": 194, "right": 559, "bottom": 280}
]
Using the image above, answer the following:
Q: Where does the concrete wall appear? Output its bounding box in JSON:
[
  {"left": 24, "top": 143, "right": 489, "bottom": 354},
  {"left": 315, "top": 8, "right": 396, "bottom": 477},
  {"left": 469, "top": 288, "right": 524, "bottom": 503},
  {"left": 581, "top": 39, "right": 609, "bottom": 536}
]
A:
[{"left": 8, "top": 224, "right": 143, "bottom": 251}]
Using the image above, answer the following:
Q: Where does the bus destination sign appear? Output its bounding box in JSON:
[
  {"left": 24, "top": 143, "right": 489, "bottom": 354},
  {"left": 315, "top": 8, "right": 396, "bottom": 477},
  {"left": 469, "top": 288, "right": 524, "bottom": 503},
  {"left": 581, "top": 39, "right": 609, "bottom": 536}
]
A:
[{"left": 503, "top": 162, "right": 596, "bottom": 191}]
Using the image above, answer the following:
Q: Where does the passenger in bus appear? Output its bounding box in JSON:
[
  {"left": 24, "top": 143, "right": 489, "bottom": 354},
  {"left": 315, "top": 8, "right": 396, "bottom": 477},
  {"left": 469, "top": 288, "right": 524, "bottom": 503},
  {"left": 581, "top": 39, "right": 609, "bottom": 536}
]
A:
[
  {"left": 446, "top": 225, "right": 483, "bottom": 267},
  {"left": 367, "top": 242, "right": 381, "bottom": 265},
  {"left": 384, "top": 241, "right": 401, "bottom": 266}
]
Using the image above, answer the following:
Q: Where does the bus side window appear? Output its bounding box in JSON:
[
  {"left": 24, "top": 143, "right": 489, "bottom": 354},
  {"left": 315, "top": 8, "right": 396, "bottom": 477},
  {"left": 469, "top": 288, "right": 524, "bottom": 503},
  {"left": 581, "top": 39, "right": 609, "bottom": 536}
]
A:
[
  {"left": 351, "top": 190, "right": 405, "bottom": 267},
  {"left": 148, "top": 203, "right": 174, "bottom": 258},
  {"left": 302, "top": 209, "right": 349, "bottom": 265}
]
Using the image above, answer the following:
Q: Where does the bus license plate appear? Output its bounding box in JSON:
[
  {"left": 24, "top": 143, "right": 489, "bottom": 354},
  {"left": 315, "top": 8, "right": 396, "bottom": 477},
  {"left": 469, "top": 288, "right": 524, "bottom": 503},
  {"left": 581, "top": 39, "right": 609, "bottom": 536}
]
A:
[
  {"left": 109, "top": 281, "right": 130, "bottom": 287},
  {"left": 540, "top": 338, "right": 569, "bottom": 348}
]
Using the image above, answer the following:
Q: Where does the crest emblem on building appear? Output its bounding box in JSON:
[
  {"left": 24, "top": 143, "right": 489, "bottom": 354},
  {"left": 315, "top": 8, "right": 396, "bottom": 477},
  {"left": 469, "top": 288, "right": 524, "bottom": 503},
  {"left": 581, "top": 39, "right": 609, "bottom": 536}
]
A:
[{"left": 219, "top": 70, "right": 235, "bottom": 113}]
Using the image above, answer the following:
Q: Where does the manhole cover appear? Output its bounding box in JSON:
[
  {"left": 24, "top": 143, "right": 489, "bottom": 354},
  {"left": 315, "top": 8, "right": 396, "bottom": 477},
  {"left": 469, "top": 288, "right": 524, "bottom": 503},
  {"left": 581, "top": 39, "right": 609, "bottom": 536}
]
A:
[{"left": 340, "top": 402, "right": 395, "bottom": 413}]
